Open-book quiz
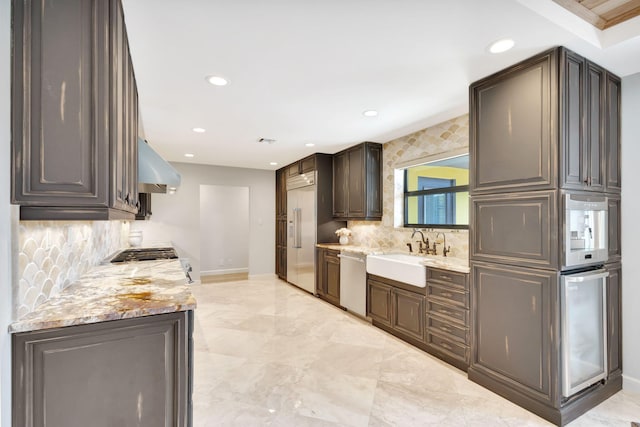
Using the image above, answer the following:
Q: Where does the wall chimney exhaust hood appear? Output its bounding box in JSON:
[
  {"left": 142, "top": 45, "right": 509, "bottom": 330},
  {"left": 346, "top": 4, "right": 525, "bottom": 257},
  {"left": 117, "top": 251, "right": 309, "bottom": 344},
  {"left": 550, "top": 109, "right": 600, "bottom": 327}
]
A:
[{"left": 138, "top": 138, "right": 181, "bottom": 193}]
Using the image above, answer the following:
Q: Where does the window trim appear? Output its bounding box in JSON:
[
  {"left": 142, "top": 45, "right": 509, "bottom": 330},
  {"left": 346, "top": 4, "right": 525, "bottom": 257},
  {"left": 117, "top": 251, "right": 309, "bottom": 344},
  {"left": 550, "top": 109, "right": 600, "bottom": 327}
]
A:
[{"left": 403, "top": 171, "right": 469, "bottom": 229}]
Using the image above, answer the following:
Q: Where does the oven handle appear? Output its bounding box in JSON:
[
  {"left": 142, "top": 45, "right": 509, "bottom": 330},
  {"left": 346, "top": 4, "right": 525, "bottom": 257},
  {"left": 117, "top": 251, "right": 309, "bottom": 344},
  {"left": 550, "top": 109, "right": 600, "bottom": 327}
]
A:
[{"left": 563, "top": 269, "right": 608, "bottom": 283}]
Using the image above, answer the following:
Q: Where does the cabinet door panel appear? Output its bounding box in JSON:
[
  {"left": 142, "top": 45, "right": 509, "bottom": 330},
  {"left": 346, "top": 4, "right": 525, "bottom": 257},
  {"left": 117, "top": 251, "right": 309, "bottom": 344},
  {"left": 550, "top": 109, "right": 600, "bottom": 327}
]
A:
[
  {"left": 347, "top": 146, "right": 365, "bottom": 216},
  {"left": 367, "top": 279, "right": 392, "bottom": 326},
  {"left": 561, "top": 52, "right": 584, "bottom": 189},
  {"left": 393, "top": 288, "right": 425, "bottom": 341},
  {"left": 607, "top": 194, "right": 621, "bottom": 263},
  {"left": 605, "top": 73, "right": 621, "bottom": 192},
  {"left": 12, "top": 0, "right": 109, "bottom": 205},
  {"left": 13, "top": 312, "right": 190, "bottom": 427},
  {"left": 471, "top": 263, "right": 555, "bottom": 401},
  {"left": 365, "top": 143, "right": 383, "bottom": 218},
  {"left": 470, "top": 191, "right": 558, "bottom": 269},
  {"left": 325, "top": 251, "right": 340, "bottom": 304},
  {"left": 470, "top": 50, "right": 556, "bottom": 194},
  {"left": 586, "top": 63, "right": 605, "bottom": 190},
  {"left": 606, "top": 263, "right": 621, "bottom": 376},
  {"left": 332, "top": 152, "right": 347, "bottom": 217}
]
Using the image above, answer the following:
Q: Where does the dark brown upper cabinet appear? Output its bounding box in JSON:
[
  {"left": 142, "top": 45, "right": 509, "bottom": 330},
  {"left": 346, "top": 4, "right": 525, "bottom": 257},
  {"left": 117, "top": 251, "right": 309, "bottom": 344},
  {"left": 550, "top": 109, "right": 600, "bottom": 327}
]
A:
[
  {"left": 333, "top": 142, "right": 383, "bottom": 220},
  {"left": 287, "top": 154, "right": 316, "bottom": 177},
  {"left": 470, "top": 47, "right": 621, "bottom": 195},
  {"left": 560, "top": 51, "right": 606, "bottom": 192},
  {"left": 11, "top": 0, "right": 139, "bottom": 220}
]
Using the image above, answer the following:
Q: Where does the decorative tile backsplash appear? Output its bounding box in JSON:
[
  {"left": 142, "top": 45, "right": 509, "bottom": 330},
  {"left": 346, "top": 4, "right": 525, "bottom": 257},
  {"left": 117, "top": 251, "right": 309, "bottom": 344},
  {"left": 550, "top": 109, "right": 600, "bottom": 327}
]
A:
[
  {"left": 348, "top": 114, "right": 470, "bottom": 259},
  {"left": 16, "top": 221, "right": 129, "bottom": 319}
]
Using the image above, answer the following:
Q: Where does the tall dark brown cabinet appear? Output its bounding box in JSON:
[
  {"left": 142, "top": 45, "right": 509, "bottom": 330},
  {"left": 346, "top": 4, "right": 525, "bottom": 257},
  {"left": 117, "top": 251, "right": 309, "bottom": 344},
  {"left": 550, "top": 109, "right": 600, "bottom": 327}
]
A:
[
  {"left": 11, "top": 0, "right": 139, "bottom": 220},
  {"left": 468, "top": 47, "right": 621, "bottom": 426},
  {"left": 275, "top": 154, "right": 345, "bottom": 282},
  {"left": 275, "top": 167, "right": 287, "bottom": 280}
]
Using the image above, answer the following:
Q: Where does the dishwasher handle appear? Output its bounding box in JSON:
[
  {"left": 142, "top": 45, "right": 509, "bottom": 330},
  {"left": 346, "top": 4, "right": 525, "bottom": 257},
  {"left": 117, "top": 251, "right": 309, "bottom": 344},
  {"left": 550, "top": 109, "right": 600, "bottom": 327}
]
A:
[{"left": 338, "top": 254, "right": 366, "bottom": 263}]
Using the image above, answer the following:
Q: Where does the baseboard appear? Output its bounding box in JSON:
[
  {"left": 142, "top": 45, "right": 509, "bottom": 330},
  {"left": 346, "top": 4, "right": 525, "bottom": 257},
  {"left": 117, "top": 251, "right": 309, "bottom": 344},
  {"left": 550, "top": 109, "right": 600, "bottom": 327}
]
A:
[
  {"left": 623, "top": 374, "right": 640, "bottom": 394},
  {"left": 201, "top": 267, "right": 249, "bottom": 276},
  {"left": 248, "top": 273, "right": 278, "bottom": 280}
]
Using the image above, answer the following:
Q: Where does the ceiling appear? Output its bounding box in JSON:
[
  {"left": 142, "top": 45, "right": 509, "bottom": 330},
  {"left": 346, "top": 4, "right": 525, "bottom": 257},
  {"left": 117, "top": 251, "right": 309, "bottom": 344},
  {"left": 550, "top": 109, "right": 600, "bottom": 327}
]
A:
[
  {"left": 121, "top": 0, "right": 640, "bottom": 171},
  {"left": 553, "top": 0, "right": 640, "bottom": 29}
]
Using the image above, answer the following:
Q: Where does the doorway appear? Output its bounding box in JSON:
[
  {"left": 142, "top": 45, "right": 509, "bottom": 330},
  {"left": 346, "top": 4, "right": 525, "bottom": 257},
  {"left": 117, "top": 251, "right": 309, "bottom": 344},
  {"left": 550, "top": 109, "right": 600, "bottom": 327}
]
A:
[{"left": 199, "top": 185, "right": 250, "bottom": 283}]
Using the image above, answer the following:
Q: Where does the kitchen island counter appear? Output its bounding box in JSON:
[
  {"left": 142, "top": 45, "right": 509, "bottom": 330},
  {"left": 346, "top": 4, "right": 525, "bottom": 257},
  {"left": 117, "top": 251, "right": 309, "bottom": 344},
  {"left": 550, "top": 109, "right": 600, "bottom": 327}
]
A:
[{"left": 9, "top": 259, "right": 196, "bottom": 333}]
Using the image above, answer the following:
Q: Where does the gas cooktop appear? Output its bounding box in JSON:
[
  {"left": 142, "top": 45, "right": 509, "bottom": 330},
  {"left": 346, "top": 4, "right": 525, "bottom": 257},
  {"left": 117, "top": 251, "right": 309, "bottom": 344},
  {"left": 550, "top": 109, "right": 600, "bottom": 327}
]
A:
[{"left": 109, "top": 247, "right": 178, "bottom": 263}]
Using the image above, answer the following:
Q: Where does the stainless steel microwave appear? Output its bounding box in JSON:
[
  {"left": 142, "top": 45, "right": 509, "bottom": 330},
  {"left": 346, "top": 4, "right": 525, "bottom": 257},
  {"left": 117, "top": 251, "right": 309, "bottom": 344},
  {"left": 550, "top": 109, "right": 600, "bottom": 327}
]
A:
[{"left": 563, "top": 194, "right": 608, "bottom": 270}]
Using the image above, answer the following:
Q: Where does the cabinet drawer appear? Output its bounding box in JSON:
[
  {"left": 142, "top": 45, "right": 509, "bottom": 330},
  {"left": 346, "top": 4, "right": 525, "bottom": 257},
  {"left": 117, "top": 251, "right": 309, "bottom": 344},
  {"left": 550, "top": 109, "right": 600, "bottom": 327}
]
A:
[
  {"left": 427, "top": 283, "right": 468, "bottom": 308},
  {"left": 427, "top": 315, "right": 468, "bottom": 344},
  {"left": 427, "top": 300, "right": 468, "bottom": 326},
  {"left": 325, "top": 249, "right": 340, "bottom": 262},
  {"left": 426, "top": 332, "right": 468, "bottom": 363},
  {"left": 427, "top": 268, "right": 467, "bottom": 289}
]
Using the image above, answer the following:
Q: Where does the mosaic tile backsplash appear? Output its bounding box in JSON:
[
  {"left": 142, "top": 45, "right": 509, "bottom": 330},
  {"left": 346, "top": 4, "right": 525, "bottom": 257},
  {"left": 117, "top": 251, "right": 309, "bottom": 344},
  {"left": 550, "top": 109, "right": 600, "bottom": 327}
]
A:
[
  {"left": 16, "top": 221, "right": 129, "bottom": 319},
  {"left": 348, "top": 114, "right": 470, "bottom": 259}
]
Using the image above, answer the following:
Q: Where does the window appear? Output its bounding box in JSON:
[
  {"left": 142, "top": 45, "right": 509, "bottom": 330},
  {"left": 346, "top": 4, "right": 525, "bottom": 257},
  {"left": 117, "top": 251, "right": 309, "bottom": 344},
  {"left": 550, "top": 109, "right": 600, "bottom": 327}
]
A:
[{"left": 403, "top": 154, "right": 469, "bottom": 229}]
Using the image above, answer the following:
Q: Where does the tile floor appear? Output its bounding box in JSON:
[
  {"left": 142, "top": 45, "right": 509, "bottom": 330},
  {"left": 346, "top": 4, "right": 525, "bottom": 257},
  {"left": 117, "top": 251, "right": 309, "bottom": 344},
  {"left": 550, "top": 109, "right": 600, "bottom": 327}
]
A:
[{"left": 191, "top": 277, "right": 640, "bottom": 426}]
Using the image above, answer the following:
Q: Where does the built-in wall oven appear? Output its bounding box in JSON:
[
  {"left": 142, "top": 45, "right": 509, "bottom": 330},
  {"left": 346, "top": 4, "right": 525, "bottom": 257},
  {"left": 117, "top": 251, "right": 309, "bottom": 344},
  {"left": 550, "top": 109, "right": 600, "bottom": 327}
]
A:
[{"left": 560, "top": 193, "right": 609, "bottom": 398}]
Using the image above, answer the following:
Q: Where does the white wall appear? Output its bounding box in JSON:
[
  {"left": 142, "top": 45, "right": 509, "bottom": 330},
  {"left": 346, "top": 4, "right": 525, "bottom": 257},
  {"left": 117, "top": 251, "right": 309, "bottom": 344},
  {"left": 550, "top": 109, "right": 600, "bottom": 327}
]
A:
[
  {"left": 0, "top": 0, "right": 11, "bottom": 422},
  {"left": 621, "top": 72, "right": 640, "bottom": 393},
  {"left": 199, "top": 185, "right": 249, "bottom": 275},
  {"left": 134, "top": 162, "right": 275, "bottom": 280}
]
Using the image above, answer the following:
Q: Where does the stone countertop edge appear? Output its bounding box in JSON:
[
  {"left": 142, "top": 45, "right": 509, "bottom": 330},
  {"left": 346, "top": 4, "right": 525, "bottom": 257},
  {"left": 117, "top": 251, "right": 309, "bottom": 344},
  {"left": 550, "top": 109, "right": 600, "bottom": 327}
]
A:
[
  {"left": 9, "top": 259, "right": 197, "bottom": 334},
  {"left": 315, "top": 243, "right": 470, "bottom": 273}
]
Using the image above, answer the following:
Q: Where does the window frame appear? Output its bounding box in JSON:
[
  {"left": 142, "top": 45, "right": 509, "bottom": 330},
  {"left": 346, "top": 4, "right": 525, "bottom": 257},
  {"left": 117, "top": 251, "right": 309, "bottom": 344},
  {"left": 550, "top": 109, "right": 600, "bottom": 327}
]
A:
[{"left": 403, "top": 170, "right": 469, "bottom": 230}]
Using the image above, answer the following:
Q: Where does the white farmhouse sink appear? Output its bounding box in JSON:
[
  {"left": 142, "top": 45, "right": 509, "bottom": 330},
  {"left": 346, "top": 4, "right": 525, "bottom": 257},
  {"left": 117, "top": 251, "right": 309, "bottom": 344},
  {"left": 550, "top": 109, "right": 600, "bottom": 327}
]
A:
[{"left": 366, "top": 253, "right": 427, "bottom": 287}]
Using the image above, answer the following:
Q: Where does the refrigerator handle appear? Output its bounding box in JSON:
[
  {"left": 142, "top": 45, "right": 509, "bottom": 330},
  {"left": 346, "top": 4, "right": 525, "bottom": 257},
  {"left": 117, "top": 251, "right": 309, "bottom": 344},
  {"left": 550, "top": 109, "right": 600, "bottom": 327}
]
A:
[{"left": 293, "top": 208, "right": 302, "bottom": 248}]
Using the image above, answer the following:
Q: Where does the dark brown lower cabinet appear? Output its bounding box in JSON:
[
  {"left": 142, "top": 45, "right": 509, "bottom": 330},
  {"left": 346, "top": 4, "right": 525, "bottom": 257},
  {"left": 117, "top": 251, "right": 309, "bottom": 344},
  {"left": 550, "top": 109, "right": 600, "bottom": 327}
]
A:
[
  {"left": 367, "top": 277, "right": 392, "bottom": 326},
  {"left": 468, "top": 261, "right": 622, "bottom": 426},
  {"left": 426, "top": 268, "right": 470, "bottom": 371},
  {"left": 13, "top": 311, "right": 193, "bottom": 427},
  {"left": 392, "top": 288, "right": 425, "bottom": 341},
  {"left": 367, "top": 274, "right": 425, "bottom": 345},
  {"left": 316, "top": 248, "right": 340, "bottom": 307}
]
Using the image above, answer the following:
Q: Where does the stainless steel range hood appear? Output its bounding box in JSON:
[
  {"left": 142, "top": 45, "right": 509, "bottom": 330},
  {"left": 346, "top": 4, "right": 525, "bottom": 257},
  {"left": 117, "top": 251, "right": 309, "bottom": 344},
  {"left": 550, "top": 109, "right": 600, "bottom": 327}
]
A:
[{"left": 138, "top": 138, "right": 181, "bottom": 193}]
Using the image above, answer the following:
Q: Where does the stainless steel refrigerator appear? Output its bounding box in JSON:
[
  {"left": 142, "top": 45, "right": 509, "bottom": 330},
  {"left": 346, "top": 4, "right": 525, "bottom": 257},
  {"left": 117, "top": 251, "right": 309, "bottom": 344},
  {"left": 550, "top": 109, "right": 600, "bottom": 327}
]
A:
[{"left": 287, "top": 173, "right": 317, "bottom": 293}]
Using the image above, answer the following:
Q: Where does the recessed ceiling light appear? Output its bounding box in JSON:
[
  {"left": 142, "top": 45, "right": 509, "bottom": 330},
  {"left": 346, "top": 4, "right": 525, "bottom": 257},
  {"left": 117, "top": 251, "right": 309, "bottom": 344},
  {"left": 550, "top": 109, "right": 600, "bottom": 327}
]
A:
[
  {"left": 184, "top": 153, "right": 195, "bottom": 158},
  {"left": 206, "top": 75, "right": 228, "bottom": 86},
  {"left": 363, "top": 110, "right": 378, "bottom": 117},
  {"left": 305, "top": 143, "right": 315, "bottom": 147},
  {"left": 192, "top": 127, "right": 206, "bottom": 133},
  {"left": 489, "top": 39, "right": 515, "bottom": 54},
  {"left": 270, "top": 162, "right": 278, "bottom": 166}
]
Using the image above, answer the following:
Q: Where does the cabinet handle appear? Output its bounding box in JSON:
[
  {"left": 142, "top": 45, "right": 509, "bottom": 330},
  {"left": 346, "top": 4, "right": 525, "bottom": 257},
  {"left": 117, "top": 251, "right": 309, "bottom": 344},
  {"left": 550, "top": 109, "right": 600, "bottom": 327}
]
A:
[
  {"left": 440, "top": 342, "right": 452, "bottom": 351},
  {"left": 438, "top": 308, "right": 453, "bottom": 316},
  {"left": 440, "top": 292, "right": 453, "bottom": 298},
  {"left": 439, "top": 275, "right": 451, "bottom": 281},
  {"left": 440, "top": 325, "right": 452, "bottom": 333}
]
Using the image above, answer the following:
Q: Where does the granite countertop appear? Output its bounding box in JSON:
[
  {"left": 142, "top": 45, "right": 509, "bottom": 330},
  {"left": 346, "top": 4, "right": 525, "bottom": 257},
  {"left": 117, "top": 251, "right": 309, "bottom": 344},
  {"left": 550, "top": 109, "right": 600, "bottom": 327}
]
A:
[
  {"left": 9, "top": 259, "right": 196, "bottom": 334},
  {"left": 316, "top": 243, "right": 470, "bottom": 273},
  {"left": 316, "top": 243, "right": 384, "bottom": 255}
]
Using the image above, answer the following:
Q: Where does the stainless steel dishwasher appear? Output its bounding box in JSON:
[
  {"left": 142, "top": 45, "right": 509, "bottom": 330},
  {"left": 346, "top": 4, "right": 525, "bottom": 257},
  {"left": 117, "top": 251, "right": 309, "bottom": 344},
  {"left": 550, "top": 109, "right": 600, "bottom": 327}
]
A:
[{"left": 339, "top": 251, "right": 367, "bottom": 317}]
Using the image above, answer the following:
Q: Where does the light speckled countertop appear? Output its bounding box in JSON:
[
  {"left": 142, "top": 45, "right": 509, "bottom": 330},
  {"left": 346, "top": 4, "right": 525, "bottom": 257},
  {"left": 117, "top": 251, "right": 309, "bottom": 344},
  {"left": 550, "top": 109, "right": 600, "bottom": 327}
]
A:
[
  {"left": 10, "top": 259, "right": 196, "bottom": 333},
  {"left": 316, "top": 243, "right": 470, "bottom": 273}
]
